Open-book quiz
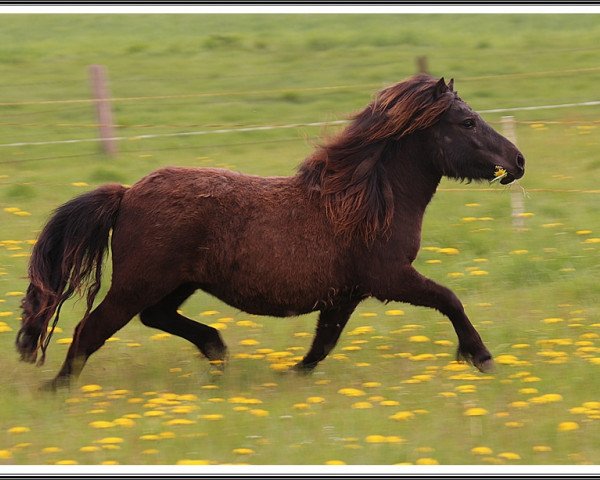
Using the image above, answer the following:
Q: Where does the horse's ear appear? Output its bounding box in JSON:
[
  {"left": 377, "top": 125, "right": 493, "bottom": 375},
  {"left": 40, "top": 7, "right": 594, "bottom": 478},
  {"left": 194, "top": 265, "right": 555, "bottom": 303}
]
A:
[
  {"left": 433, "top": 77, "right": 448, "bottom": 100},
  {"left": 448, "top": 78, "right": 454, "bottom": 92}
]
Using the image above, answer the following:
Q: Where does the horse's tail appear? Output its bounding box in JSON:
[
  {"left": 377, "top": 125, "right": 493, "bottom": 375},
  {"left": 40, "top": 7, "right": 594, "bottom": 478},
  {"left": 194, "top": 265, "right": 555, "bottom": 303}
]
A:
[{"left": 16, "top": 183, "right": 127, "bottom": 366}]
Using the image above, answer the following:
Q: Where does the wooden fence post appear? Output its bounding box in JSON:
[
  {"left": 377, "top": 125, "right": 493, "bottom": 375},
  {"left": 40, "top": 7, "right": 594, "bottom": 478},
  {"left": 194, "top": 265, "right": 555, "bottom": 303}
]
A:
[
  {"left": 89, "top": 64, "right": 117, "bottom": 156},
  {"left": 416, "top": 56, "right": 429, "bottom": 74},
  {"left": 501, "top": 115, "right": 525, "bottom": 229}
]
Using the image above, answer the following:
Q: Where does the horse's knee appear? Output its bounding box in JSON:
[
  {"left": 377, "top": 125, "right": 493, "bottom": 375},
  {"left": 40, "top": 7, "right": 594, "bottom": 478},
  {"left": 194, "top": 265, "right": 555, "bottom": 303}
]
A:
[{"left": 139, "top": 307, "right": 163, "bottom": 327}]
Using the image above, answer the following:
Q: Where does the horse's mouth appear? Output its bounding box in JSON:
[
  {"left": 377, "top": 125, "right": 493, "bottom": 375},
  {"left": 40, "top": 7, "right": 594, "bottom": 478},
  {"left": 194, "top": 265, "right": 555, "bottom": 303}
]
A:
[{"left": 499, "top": 172, "right": 516, "bottom": 185}]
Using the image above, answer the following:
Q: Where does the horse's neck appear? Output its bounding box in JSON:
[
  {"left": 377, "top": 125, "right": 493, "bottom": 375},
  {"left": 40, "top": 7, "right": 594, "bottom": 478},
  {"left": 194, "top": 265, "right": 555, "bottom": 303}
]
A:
[{"left": 387, "top": 141, "right": 441, "bottom": 215}]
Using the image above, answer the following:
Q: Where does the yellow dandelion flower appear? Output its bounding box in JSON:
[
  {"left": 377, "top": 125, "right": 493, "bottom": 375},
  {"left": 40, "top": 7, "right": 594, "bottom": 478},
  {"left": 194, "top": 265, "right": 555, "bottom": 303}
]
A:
[
  {"left": 469, "top": 270, "right": 489, "bottom": 276},
  {"left": 416, "top": 457, "right": 439, "bottom": 465},
  {"left": 209, "top": 322, "right": 227, "bottom": 330},
  {"left": 80, "top": 446, "right": 101, "bottom": 453},
  {"left": 379, "top": 400, "right": 400, "bottom": 406},
  {"left": 80, "top": 384, "right": 102, "bottom": 393},
  {"left": 249, "top": 409, "right": 269, "bottom": 417},
  {"left": 199, "top": 414, "right": 223, "bottom": 420},
  {"left": 533, "top": 445, "right": 552, "bottom": 453},
  {"left": 495, "top": 354, "right": 520, "bottom": 365},
  {"left": 41, "top": 447, "right": 62, "bottom": 454},
  {"left": 438, "top": 392, "right": 457, "bottom": 398},
  {"left": 348, "top": 326, "right": 374, "bottom": 336},
  {"left": 170, "top": 405, "right": 195, "bottom": 414},
  {"left": 294, "top": 332, "right": 311, "bottom": 338},
  {"left": 509, "top": 401, "right": 529, "bottom": 409},
  {"left": 337, "top": 388, "right": 366, "bottom": 397},
  {"left": 359, "top": 312, "right": 377, "bottom": 317},
  {"left": 176, "top": 459, "right": 211, "bottom": 465},
  {"left": 557, "top": 421, "right": 579, "bottom": 432},
  {"left": 505, "top": 421, "right": 524, "bottom": 428},
  {"left": 239, "top": 338, "right": 259, "bottom": 346},
  {"left": 233, "top": 448, "right": 254, "bottom": 455},
  {"left": 448, "top": 272, "right": 465, "bottom": 278},
  {"left": 150, "top": 333, "right": 172, "bottom": 340},
  {"left": 325, "top": 460, "right": 346, "bottom": 465},
  {"left": 542, "top": 317, "right": 563, "bottom": 324},
  {"left": 88, "top": 421, "right": 115, "bottom": 429},
  {"left": 439, "top": 247, "right": 459, "bottom": 255},
  {"left": 140, "top": 434, "right": 160, "bottom": 441},
  {"left": 96, "top": 437, "right": 124, "bottom": 444},
  {"left": 178, "top": 393, "right": 198, "bottom": 401},
  {"left": 0, "top": 450, "right": 12, "bottom": 459},
  {"left": 293, "top": 403, "right": 310, "bottom": 410},
  {"left": 409, "top": 335, "right": 430, "bottom": 343},
  {"left": 530, "top": 393, "right": 563, "bottom": 404},
  {"left": 471, "top": 446, "right": 493, "bottom": 455},
  {"left": 143, "top": 449, "right": 159, "bottom": 455},
  {"left": 200, "top": 310, "right": 219, "bottom": 316},
  {"left": 389, "top": 411, "right": 415, "bottom": 421},
  {"left": 365, "top": 435, "right": 387, "bottom": 443},
  {"left": 144, "top": 410, "right": 166, "bottom": 417},
  {"left": 385, "top": 309, "right": 404, "bottom": 316},
  {"left": 464, "top": 407, "right": 488, "bottom": 416},
  {"left": 164, "top": 418, "right": 196, "bottom": 426},
  {"left": 362, "top": 382, "right": 381, "bottom": 388},
  {"left": 55, "top": 460, "right": 78, "bottom": 465},
  {"left": 510, "top": 249, "right": 529, "bottom": 255},
  {"left": 307, "top": 396, "right": 325, "bottom": 404},
  {"left": 8, "top": 426, "right": 30, "bottom": 434},
  {"left": 498, "top": 452, "right": 521, "bottom": 460},
  {"left": 236, "top": 320, "right": 260, "bottom": 327},
  {"left": 269, "top": 363, "right": 291, "bottom": 372},
  {"left": 351, "top": 402, "right": 373, "bottom": 409},
  {"left": 409, "top": 353, "right": 436, "bottom": 361}
]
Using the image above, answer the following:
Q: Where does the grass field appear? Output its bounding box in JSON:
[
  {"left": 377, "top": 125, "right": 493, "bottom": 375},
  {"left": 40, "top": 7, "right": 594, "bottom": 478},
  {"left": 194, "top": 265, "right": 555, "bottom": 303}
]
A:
[{"left": 1, "top": 14, "right": 599, "bottom": 466}]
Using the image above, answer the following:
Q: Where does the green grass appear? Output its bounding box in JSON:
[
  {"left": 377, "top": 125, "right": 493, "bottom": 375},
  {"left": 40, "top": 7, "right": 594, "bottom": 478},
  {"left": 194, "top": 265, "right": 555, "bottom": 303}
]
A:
[{"left": 0, "top": 14, "right": 599, "bottom": 466}]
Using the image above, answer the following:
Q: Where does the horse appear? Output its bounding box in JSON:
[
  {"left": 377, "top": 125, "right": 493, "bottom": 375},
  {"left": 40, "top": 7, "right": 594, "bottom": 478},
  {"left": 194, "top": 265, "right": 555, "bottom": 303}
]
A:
[{"left": 16, "top": 75, "right": 525, "bottom": 390}]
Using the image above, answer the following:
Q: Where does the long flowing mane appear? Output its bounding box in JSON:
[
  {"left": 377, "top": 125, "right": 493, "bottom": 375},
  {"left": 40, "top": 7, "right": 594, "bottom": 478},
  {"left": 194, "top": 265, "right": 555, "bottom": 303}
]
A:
[{"left": 298, "top": 74, "right": 456, "bottom": 244}]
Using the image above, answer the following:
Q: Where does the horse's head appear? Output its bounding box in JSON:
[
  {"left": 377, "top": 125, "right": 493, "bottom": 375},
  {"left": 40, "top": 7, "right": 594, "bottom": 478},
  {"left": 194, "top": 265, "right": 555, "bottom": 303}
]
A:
[{"left": 427, "top": 78, "right": 525, "bottom": 185}]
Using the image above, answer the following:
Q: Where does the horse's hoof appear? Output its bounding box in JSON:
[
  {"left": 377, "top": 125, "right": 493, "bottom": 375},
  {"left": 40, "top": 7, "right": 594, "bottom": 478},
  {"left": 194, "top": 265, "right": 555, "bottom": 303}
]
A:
[
  {"left": 40, "top": 374, "right": 73, "bottom": 392},
  {"left": 291, "top": 362, "right": 316, "bottom": 375},
  {"left": 475, "top": 357, "right": 495, "bottom": 373}
]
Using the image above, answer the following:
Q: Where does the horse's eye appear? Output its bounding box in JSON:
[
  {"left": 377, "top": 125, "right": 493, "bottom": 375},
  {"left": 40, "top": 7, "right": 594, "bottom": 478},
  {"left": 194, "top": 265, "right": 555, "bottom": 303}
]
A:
[{"left": 462, "top": 119, "right": 476, "bottom": 129}]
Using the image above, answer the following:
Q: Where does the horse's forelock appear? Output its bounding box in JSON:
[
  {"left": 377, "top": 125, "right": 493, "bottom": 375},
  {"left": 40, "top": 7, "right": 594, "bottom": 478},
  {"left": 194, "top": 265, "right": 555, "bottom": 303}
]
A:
[{"left": 366, "top": 75, "right": 455, "bottom": 140}]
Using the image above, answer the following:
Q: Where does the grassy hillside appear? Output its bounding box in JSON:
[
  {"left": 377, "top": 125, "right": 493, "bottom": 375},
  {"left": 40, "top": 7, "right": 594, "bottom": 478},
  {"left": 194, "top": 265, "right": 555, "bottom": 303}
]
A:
[{"left": 0, "top": 14, "right": 599, "bottom": 466}]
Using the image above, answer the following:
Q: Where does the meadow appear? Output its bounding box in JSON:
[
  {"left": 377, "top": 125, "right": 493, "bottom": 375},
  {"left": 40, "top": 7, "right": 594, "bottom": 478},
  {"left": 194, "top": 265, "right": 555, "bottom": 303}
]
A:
[{"left": 0, "top": 14, "right": 599, "bottom": 466}]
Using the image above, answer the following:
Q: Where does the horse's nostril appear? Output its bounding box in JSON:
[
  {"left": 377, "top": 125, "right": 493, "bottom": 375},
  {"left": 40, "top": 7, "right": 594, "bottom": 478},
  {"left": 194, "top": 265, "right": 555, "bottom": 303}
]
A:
[{"left": 516, "top": 153, "right": 525, "bottom": 171}]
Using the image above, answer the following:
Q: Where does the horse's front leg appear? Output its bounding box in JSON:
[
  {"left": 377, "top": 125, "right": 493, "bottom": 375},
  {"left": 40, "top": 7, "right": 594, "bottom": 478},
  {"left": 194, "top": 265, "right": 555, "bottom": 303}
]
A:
[
  {"left": 380, "top": 266, "right": 494, "bottom": 373},
  {"left": 293, "top": 301, "right": 359, "bottom": 373}
]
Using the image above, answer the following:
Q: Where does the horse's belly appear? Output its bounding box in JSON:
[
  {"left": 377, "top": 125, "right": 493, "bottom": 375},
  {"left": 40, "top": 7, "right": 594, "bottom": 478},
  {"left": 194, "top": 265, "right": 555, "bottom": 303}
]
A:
[{"left": 200, "top": 284, "right": 318, "bottom": 318}]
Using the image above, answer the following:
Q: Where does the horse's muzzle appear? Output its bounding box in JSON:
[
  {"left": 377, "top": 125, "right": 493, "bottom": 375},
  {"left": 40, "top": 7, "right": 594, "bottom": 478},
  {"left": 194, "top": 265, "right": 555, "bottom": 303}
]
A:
[{"left": 500, "top": 153, "right": 525, "bottom": 185}]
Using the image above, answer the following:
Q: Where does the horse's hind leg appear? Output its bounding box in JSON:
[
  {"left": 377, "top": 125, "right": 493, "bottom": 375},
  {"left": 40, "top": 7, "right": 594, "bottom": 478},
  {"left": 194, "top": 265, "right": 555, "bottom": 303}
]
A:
[
  {"left": 139, "top": 284, "right": 228, "bottom": 365},
  {"left": 45, "top": 288, "right": 144, "bottom": 390},
  {"left": 293, "top": 301, "right": 358, "bottom": 372}
]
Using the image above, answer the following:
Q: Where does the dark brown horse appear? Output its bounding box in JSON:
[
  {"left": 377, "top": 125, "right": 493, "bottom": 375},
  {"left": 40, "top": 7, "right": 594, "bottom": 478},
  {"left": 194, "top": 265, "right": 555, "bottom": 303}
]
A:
[{"left": 17, "top": 75, "right": 525, "bottom": 390}]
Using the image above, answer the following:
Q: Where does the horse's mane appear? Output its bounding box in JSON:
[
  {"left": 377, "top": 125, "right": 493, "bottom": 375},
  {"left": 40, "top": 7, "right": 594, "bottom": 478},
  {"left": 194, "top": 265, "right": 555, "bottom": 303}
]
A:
[{"left": 298, "top": 74, "right": 456, "bottom": 244}]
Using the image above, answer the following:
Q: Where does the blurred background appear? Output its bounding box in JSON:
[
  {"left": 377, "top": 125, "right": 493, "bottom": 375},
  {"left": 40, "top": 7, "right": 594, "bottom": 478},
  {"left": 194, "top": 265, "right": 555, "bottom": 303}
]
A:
[{"left": 0, "top": 14, "right": 599, "bottom": 466}]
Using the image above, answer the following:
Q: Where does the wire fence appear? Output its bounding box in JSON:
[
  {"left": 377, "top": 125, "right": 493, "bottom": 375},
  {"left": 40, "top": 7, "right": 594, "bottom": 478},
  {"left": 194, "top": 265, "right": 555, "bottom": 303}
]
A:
[{"left": 1, "top": 63, "right": 599, "bottom": 198}]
